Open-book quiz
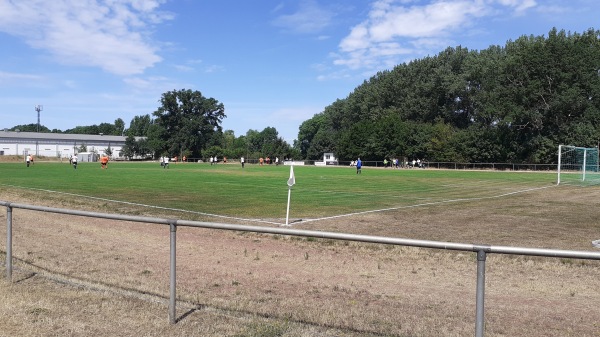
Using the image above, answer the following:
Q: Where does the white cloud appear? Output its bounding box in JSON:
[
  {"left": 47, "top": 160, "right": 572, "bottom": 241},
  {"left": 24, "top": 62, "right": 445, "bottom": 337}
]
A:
[
  {"left": 333, "top": 0, "right": 539, "bottom": 72},
  {"left": 271, "top": 0, "right": 334, "bottom": 34},
  {"left": 340, "top": 23, "right": 371, "bottom": 52},
  {"left": 0, "top": 0, "right": 173, "bottom": 76},
  {"left": 122, "top": 75, "right": 180, "bottom": 94},
  {"left": 495, "top": 0, "right": 537, "bottom": 14},
  {"left": 0, "top": 71, "right": 44, "bottom": 84},
  {"left": 270, "top": 106, "right": 318, "bottom": 122},
  {"left": 204, "top": 65, "right": 225, "bottom": 73},
  {"left": 340, "top": 0, "right": 487, "bottom": 53},
  {"left": 173, "top": 64, "right": 194, "bottom": 72}
]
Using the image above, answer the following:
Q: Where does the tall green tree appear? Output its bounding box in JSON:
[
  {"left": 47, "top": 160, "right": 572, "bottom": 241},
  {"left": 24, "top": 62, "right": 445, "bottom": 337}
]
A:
[
  {"left": 127, "top": 114, "right": 153, "bottom": 137},
  {"left": 238, "top": 127, "right": 294, "bottom": 160},
  {"left": 65, "top": 121, "right": 123, "bottom": 136},
  {"left": 9, "top": 124, "right": 51, "bottom": 132},
  {"left": 114, "top": 118, "right": 125, "bottom": 136},
  {"left": 152, "top": 89, "right": 226, "bottom": 158},
  {"left": 121, "top": 135, "right": 137, "bottom": 159}
]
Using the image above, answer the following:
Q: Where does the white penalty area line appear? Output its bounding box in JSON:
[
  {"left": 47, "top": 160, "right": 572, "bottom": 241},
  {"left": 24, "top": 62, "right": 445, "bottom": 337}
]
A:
[
  {"left": 295, "top": 184, "right": 557, "bottom": 225},
  {"left": 2, "top": 184, "right": 283, "bottom": 226}
]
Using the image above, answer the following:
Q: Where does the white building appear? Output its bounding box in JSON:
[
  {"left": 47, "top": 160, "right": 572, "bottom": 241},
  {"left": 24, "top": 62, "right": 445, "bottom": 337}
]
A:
[
  {"left": 315, "top": 152, "right": 338, "bottom": 166},
  {"left": 0, "top": 130, "right": 133, "bottom": 159}
]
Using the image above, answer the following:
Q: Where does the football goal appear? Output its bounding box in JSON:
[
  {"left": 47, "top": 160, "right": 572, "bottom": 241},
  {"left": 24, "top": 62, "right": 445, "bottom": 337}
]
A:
[{"left": 557, "top": 145, "right": 600, "bottom": 185}]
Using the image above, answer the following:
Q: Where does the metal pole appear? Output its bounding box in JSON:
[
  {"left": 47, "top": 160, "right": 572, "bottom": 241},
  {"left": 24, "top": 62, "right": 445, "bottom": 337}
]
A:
[
  {"left": 475, "top": 250, "right": 487, "bottom": 337},
  {"left": 35, "top": 104, "right": 43, "bottom": 133},
  {"left": 169, "top": 222, "right": 177, "bottom": 324},
  {"left": 6, "top": 205, "right": 12, "bottom": 281},
  {"left": 557, "top": 145, "right": 562, "bottom": 185},
  {"left": 285, "top": 187, "right": 292, "bottom": 226},
  {"left": 582, "top": 148, "right": 587, "bottom": 182}
]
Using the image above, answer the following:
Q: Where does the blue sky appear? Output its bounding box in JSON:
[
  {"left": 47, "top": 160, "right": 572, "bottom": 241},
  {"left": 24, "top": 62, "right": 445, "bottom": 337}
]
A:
[{"left": 0, "top": 0, "right": 598, "bottom": 143}]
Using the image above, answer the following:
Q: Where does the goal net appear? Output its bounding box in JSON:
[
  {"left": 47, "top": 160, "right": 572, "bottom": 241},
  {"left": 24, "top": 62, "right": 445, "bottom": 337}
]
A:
[{"left": 557, "top": 145, "right": 600, "bottom": 185}]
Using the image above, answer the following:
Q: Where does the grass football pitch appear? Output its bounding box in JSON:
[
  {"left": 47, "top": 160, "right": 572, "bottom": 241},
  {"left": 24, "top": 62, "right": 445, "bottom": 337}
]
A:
[{"left": 0, "top": 161, "right": 558, "bottom": 223}]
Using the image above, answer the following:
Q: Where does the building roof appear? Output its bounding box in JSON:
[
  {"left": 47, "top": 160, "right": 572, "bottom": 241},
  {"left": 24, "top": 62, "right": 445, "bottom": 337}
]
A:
[{"left": 0, "top": 130, "right": 137, "bottom": 142}]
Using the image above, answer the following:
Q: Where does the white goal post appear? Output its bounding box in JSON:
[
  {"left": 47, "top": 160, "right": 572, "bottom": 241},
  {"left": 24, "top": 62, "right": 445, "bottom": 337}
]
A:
[{"left": 557, "top": 145, "right": 600, "bottom": 185}]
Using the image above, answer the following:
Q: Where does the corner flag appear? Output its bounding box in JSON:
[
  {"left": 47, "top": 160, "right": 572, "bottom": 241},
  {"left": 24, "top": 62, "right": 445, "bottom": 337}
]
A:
[
  {"left": 287, "top": 165, "right": 295, "bottom": 187},
  {"left": 285, "top": 164, "right": 295, "bottom": 226}
]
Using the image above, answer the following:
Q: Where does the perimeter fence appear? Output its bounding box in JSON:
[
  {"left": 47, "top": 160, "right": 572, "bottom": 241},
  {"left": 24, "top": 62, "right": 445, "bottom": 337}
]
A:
[
  {"left": 183, "top": 158, "right": 557, "bottom": 171},
  {"left": 2, "top": 200, "right": 600, "bottom": 337}
]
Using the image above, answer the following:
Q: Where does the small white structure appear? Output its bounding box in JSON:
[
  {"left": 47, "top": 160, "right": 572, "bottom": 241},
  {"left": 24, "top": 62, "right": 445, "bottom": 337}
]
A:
[
  {"left": 315, "top": 152, "right": 338, "bottom": 166},
  {"left": 284, "top": 160, "right": 305, "bottom": 166},
  {"left": 77, "top": 152, "right": 98, "bottom": 162}
]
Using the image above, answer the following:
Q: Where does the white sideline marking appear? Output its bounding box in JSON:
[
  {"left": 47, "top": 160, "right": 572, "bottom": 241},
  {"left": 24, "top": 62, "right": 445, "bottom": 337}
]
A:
[
  {"left": 4, "top": 184, "right": 556, "bottom": 227},
  {"left": 3, "top": 184, "right": 282, "bottom": 226},
  {"left": 296, "top": 185, "right": 557, "bottom": 225}
]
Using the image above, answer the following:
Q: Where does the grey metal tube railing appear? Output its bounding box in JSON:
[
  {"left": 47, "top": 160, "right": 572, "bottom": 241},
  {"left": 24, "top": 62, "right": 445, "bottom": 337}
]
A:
[
  {"left": 169, "top": 222, "right": 177, "bottom": 324},
  {"left": 475, "top": 250, "right": 487, "bottom": 337},
  {"left": 3, "top": 200, "right": 600, "bottom": 336},
  {"left": 6, "top": 205, "right": 12, "bottom": 282}
]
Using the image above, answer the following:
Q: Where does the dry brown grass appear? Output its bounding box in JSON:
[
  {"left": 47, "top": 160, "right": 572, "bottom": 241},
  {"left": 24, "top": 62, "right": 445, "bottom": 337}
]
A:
[{"left": 1, "top": 185, "right": 600, "bottom": 336}]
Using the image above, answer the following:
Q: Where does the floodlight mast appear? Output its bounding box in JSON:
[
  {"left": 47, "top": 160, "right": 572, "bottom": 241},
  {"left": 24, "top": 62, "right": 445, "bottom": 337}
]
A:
[{"left": 35, "top": 105, "right": 43, "bottom": 132}]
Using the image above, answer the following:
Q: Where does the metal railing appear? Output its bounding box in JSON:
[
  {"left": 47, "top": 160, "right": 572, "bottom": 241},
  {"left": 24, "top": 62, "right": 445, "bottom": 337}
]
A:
[
  {"left": 173, "top": 159, "right": 558, "bottom": 171},
  {"left": 339, "top": 160, "right": 557, "bottom": 170},
  {"left": 2, "top": 200, "right": 600, "bottom": 336}
]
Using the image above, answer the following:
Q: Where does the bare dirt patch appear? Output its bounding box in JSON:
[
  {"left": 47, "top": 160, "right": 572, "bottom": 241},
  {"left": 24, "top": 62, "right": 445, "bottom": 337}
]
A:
[{"left": 1, "top": 185, "right": 600, "bottom": 336}]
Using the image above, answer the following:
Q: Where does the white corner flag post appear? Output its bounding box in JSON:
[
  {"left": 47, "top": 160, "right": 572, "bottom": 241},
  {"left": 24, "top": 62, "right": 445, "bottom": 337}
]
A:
[{"left": 285, "top": 164, "right": 295, "bottom": 226}]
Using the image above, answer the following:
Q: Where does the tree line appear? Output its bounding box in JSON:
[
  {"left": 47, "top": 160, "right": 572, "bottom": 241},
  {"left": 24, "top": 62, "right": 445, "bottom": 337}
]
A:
[
  {"left": 10, "top": 89, "right": 298, "bottom": 161},
  {"left": 9, "top": 120, "right": 126, "bottom": 136},
  {"left": 120, "top": 89, "right": 298, "bottom": 161},
  {"left": 298, "top": 28, "right": 600, "bottom": 164}
]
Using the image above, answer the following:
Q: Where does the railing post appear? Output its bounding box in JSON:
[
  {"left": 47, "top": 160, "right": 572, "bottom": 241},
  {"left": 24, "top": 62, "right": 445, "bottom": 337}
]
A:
[
  {"left": 475, "top": 249, "right": 487, "bottom": 337},
  {"left": 169, "top": 222, "right": 177, "bottom": 324},
  {"left": 6, "top": 205, "right": 13, "bottom": 281}
]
